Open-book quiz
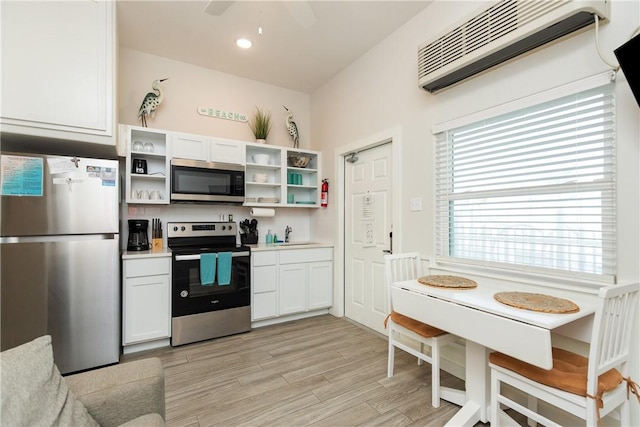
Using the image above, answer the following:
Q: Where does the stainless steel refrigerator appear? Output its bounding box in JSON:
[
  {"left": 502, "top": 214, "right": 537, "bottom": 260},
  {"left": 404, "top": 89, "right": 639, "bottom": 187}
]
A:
[{"left": 1, "top": 152, "right": 120, "bottom": 374}]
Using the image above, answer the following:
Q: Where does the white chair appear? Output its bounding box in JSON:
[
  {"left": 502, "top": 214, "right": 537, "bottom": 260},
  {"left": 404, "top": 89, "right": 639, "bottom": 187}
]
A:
[
  {"left": 490, "top": 282, "right": 640, "bottom": 426},
  {"left": 385, "top": 252, "right": 460, "bottom": 408}
]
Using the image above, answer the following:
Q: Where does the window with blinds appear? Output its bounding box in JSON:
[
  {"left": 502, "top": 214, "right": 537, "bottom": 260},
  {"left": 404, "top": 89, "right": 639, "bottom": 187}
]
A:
[{"left": 434, "top": 83, "right": 616, "bottom": 283}]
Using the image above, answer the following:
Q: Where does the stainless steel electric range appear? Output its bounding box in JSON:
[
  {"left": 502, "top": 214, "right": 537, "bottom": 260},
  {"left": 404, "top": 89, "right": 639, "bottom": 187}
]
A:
[{"left": 167, "top": 222, "right": 251, "bottom": 346}]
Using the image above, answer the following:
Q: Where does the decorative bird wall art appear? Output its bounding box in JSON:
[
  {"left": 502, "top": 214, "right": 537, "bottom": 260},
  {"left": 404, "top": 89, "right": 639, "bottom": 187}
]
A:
[
  {"left": 138, "top": 78, "right": 168, "bottom": 127},
  {"left": 283, "top": 105, "right": 299, "bottom": 149}
]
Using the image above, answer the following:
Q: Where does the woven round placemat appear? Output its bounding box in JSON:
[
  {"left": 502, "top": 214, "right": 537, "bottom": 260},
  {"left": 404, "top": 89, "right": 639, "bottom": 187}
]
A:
[
  {"left": 417, "top": 275, "right": 478, "bottom": 289},
  {"left": 494, "top": 291, "right": 579, "bottom": 314}
]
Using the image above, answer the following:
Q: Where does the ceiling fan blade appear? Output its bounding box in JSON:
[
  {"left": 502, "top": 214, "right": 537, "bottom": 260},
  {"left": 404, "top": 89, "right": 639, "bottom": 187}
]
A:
[
  {"left": 203, "top": 0, "right": 234, "bottom": 16},
  {"left": 282, "top": 1, "right": 317, "bottom": 28}
]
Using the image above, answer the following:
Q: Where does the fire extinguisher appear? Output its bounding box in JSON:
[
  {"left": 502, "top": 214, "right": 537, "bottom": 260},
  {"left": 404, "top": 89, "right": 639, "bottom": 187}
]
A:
[{"left": 321, "top": 179, "right": 329, "bottom": 207}]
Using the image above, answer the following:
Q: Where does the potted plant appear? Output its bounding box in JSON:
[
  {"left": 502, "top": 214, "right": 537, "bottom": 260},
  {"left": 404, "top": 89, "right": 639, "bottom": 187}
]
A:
[{"left": 248, "top": 107, "right": 272, "bottom": 144}]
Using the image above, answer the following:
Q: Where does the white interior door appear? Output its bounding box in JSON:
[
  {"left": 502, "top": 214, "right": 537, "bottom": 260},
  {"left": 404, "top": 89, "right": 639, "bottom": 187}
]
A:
[{"left": 344, "top": 142, "right": 393, "bottom": 335}]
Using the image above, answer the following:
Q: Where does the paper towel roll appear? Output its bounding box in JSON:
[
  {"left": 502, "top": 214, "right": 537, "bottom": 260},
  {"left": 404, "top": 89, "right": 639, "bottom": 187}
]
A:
[{"left": 250, "top": 208, "right": 275, "bottom": 217}]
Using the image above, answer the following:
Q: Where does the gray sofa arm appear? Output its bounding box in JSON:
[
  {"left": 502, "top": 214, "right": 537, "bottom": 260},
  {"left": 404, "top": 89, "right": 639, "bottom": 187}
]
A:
[{"left": 65, "top": 357, "right": 165, "bottom": 427}]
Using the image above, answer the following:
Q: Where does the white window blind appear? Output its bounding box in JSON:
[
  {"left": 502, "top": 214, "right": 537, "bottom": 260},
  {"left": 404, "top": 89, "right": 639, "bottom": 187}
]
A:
[{"left": 434, "top": 83, "right": 616, "bottom": 283}]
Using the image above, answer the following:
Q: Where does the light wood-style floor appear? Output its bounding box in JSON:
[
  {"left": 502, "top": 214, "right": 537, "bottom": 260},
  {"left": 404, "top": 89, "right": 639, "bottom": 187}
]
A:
[{"left": 122, "top": 315, "right": 481, "bottom": 427}]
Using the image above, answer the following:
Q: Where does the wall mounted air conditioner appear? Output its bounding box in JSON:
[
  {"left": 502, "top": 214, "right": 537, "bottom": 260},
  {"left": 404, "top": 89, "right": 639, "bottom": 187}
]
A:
[{"left": 418, "top": 0, "right": 610, "bottom": 93}]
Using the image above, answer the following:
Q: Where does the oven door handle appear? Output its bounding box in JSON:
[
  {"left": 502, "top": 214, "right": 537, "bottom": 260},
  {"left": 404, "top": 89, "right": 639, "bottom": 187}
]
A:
[{"left": 174, "top": 251, "right": 250, "bottom": 261}]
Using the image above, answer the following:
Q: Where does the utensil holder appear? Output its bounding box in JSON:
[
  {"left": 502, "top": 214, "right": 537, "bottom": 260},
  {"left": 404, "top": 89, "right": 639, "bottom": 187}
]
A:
[
  {"left": 152, "top": 238, "right": 163, "bottom": 252},
  {"left": 240, "top": 233, "right": 258, "bottom": 245}
]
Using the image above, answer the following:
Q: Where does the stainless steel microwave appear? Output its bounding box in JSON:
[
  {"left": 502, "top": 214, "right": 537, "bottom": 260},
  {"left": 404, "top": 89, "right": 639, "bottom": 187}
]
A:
[{"left": 170, "top": 158, "right": 245, "bottom": 204}]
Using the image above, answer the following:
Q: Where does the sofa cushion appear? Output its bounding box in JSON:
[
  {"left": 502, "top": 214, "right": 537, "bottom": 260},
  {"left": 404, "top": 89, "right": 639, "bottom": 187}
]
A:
[
  {"left": 0, "top": 335, "right": 98, "bottom": 427},
  {"left": 66, "top": 357, "right": 166, "bottom": 427}
]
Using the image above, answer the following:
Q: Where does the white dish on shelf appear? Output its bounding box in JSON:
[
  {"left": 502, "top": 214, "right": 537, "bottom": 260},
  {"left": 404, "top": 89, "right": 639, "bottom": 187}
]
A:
[
  {"left": 253, "top": 173, "right": 268, "bottom": 183},
  {"left": 245, "top": 197, "right": 257, "bottom": 203},
  {"left": 258, "top": 197, "right": 279, "bottom": 203},
  {"left": 252, "top": 154, "right": 270, "bottom": 165},
  {"left": 132, "top": 140, "right": 144, "bottom": 151}
]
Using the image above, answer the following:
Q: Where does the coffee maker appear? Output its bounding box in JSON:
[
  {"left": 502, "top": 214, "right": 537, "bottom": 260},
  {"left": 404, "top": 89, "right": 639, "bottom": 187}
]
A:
[
  {"left": 132, "top": 158, "right": 147, "bottom": 174},
  {"left": 127, "top": 219, "right": 150, "bottom": 251}
]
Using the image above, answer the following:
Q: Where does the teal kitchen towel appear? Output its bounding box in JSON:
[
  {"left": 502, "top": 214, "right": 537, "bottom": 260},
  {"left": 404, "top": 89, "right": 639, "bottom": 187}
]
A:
[
  {"left": 200, "top": 253, "right": 217, "bottom": 286},
  {"left": 217, "top": 252, "right": 232, "bottom": 285}
]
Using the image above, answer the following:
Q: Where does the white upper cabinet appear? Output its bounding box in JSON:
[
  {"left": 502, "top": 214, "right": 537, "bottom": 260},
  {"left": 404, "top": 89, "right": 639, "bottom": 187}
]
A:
[
  {"left": 211, "top": 137, "right": 245, "bottom": 164},
  {"left": 0, "top": 1, "right": 116, "bottom": 145},
  {"left": 123, "top": 125, "right": 171, "bottom": 205},
  {"left": 120, "top": 124, "right": 322, "bottom": 208},
  {"left": 172, "top": 132, "right": 245, "bottom": 165},
  {"left": 172, "top": 132, "right": 210, "bottom": 161},
  {"left": 245, "top": 143, "right": 284, "bottom": 205},
  {"left": 245, "top": 142, "right": 320, "bottom": 207}
]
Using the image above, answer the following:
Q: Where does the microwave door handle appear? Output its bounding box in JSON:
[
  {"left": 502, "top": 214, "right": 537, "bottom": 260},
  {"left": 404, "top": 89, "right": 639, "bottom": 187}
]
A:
[{"left": 175, "top": 251, "right": 250, "bottom": 261}]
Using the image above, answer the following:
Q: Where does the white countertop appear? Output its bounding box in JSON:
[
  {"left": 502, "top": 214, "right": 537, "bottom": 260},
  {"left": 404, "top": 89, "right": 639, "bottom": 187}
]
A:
[
  {"left": 248, "top": 242, "right": 334, "bottom": 252},
  {"left": 121, "top": 243, "right": 334, "bottom": 257},
  {"left": 122, "top": 249, "right": 172, "bottom": 259}
]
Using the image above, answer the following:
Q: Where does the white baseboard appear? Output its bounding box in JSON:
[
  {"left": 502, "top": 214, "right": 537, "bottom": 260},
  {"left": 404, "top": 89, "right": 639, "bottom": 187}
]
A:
[
  {"left": 122, "top": 338, "right": 170, "bottom": 355},
  {"left": 252, "top": 309, "right": 330, "bottom": 328}
]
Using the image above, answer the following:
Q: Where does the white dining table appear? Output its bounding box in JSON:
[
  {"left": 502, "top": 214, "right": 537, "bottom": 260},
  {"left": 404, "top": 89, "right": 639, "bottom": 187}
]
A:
[{"left": 391, "top": 279, "right": 596, "bottom": 426}]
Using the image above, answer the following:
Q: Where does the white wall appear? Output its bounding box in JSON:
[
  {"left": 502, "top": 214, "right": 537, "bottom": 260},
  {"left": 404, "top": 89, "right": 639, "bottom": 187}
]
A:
[
  {"left": 119, "top": 48, "right": 311, "bottom": 148},
  {"left": 122, "top": 203, "right": 313, "bottom": 249},
  {"left": 311, "top": 0, "right": 640, "bottom": 423},
  {"left": 312, "top": 1, "right": 639, "bottom": 281},
  {"left": 118, "top": 48, "right": 315, "bottom": 242}
]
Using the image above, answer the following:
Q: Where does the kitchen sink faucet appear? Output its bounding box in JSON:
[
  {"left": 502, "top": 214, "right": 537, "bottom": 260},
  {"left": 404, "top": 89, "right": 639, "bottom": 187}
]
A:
[{"left": 285, "top": 226, "right": 292, "bottom": 243}]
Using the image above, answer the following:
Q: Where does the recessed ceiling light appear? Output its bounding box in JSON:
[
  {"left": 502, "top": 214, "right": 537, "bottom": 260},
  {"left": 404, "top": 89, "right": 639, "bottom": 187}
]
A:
[{"left": 236, "top": 38, "right": 253, "bottom": 49}]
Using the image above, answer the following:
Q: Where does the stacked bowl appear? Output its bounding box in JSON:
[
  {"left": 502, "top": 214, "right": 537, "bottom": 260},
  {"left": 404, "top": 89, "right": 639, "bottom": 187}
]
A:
[
  {"left": 252, "top": 154, "right": 270, "bottom": 165},
  {"left": 253, "top": 173, "right": 268, "bottom": 183}
]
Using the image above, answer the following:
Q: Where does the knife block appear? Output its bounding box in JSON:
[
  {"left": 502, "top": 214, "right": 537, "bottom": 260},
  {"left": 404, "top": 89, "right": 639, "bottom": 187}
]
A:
[{"left": 152, "top": 238, "right": 163, "bottom": 252}]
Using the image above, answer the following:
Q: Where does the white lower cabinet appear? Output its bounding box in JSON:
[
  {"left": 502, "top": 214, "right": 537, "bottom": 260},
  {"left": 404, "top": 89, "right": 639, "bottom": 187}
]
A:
[
  {"left": 251, "top": 251, "right": 278, "bottom": 320},
  {"left": 122, "top": 256, "right": 171, "bottom": 346},
  {"left": 252, "top": 247, "right": 333, "bottom": 322},
  {"left": 253, "top": 292, "right": 278, "bottom": 320},
  {"left": 308, "top": 261, "right": 333, "bottom": 309},
  {"left": 279, "top": 264, "right": 307, "bottom": 315}
]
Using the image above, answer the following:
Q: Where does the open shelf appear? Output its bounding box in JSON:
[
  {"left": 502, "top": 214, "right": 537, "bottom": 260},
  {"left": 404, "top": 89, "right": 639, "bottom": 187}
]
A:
[{"left": 124, "top": 125, "right": 170, "bottom": 205}]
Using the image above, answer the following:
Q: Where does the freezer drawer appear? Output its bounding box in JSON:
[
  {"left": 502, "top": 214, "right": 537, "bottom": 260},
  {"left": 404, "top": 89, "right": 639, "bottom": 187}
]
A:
[{"left": 1, "top": 236, "right": 120, "bottom": 374}]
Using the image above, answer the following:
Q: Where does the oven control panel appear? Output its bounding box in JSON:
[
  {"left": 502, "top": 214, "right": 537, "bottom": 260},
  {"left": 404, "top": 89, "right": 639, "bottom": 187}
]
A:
[{"left": 167, "top": 222, "right": 235, "bottom": 238}]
